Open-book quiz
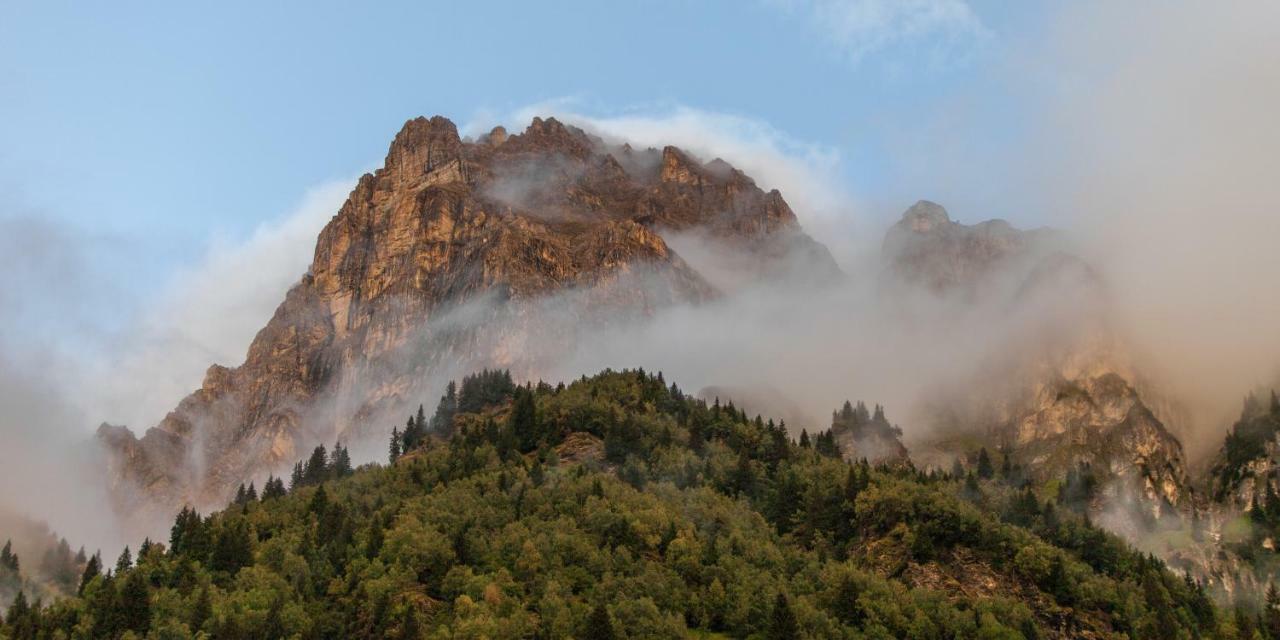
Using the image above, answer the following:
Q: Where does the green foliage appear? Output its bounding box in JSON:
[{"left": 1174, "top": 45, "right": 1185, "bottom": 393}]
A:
[{"left": 3, "top": 368, "right": 1237, "bottom": 639}]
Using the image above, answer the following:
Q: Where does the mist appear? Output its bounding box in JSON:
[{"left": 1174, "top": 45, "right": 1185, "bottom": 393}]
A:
[
  {"left": 1028, "top": 1, "right": 1280, "bottom": 455},
  {"left": 2, "top": 0, "right": 1278, "bottom": 569}
]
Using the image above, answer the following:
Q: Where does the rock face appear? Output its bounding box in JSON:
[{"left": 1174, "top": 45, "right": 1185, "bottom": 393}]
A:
[
  {"left": 883, "top": 201, "right": 1192, "bottom": 516},
  {"left": 99, "top": 115, "right": 837, "bottom": 512},
  {"left": 882, "top": 200, "right": 1057, "bottom": 296}
]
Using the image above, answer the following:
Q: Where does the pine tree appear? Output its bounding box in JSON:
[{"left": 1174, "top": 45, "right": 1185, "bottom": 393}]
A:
[
  {"left": 115, "top": 546, "right": 132, "bottom": 574},
  {"left": 389, "top": 426, "right": 402, "bottom": 463},
  {"left": 78, "top": 551, "right": 101, "bottom": 595},
  {"left": 401, "top": 416, "right": 419, "bottom": 453},
  {"left": 798, "top": 429, "right": 810, "bottom": 449},
  {"left": 5, "top": 591, "right": 30, "bottom": 634},
  {"left": 331, "top": 442, "right": 353, "bottom": 477},
  {"left": 1266, "top": 582, "right": 1280, "bottom": 640},
  {"left": 211, "top": 519, "right": 254, "bottom": 575},
  {"left": 303, "top": 445, "right": 329, "bottom": 485},
  {"left": 976, "top": 448, "right": 994, "bottom": 479},
  {"left": 510, "top": 386, "right": 540, "bottom": 452},
  {"left": 262, "top": 475, "right": 286, "bottom": 500},
  {"left": 191, "top": 585, "right": 212, "bottom": 633},
  {"left": 430, "top": 381, "right": 458, "bottom": 433},
  {"left": 767, "top": 592, "right": 799, "bottom": 639},
  {"left": 119, "top": 568, "right": 151, "bottom": 635},
  {"left": 583, "top": 602, "right": 616, "bottom": 640},
  {"left": 0, "top": 539, "right": 17, "bottom": 572}
]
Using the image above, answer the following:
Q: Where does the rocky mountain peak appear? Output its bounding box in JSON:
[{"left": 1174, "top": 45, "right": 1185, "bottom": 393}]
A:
[
  {"left": 383, "top": 115, "right": 463, "bottom": 180},
  {"left": 98, "top": 114, "right": 837, "bottom": 515},
  {"left": 898, "top": 199, "right": 952, "bottom": 232}
]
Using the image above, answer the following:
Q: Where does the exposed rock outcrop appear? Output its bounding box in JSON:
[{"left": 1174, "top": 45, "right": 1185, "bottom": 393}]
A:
[
  {"left": 884, "top": 201, "right": 1192, "bottom": 517},
  {"left": 98, "top": 115, "right": 837, "bottom": 513}
]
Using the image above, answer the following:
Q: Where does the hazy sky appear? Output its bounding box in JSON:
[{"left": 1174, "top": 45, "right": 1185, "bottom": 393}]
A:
[{"left": 0, "top": 1, "right": 1047, "bottom": 290}]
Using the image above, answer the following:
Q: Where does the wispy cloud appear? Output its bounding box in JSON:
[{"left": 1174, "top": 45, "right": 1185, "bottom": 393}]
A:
[
  {"left": 768, "top": 0, "right": 991, "bottom": 66},
  {"left": 469, "top": 100, "right": 871, "bottom": 261}
]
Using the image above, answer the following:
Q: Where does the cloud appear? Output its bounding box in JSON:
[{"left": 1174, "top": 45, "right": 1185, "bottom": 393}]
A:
[
  {"left": 470, "top": 101, "right": 870, "bottom": 262},
  {"left": 0, "top": 179, "right": 352, "bottom": 551},
  {"left": 766, "top": 0, "right": 991, "bottom": 65},
  {"left": 80, "top": 179, "right": 354, "bottom": 432},
  {"left": 1024, "top": 1, "right": 1280, "bottom": 453}
]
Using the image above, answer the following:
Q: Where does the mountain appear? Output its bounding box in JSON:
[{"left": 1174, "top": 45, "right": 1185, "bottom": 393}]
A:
[
  {"left": 97, "top": 116, "right": 838, "bottom": 518},
  {"left": 14, "top": 369, "right": 1226, "bottom": 639},
  {"left": 884, "top": 202, "right": 1194, "bottom": 524}
]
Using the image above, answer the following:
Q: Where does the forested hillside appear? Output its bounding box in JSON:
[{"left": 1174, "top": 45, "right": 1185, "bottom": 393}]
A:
[{"left": 0, "top": 369, "right": 1247, "bottom": 639}]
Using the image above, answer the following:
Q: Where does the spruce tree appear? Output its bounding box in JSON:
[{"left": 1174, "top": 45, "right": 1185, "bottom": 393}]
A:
[
  {"left": 767, "top": 592, "right": 799, "bottom": 639},
  {"left": 115, "top": 546, "right": 132, "bottom": 574},
  {"left": 191, "top": 585, "right": 212, "bottom": 633},
  {"left": 0, "top": 540, "right": 17, "bottom": 572},
  {"left": 510, "top": 386, "right": 540, "bottom": 452},
  {"left": 78, "top": 551, "right": 101, "bottom": 595},
  {"left": 119, "top": 568, "right": 151, "bottom": 635},
  {"left": 389, "top": 426, "right": 402, "bottom": 463},
  {"left": 583, "top": 602, "right": 616, "bottom": 640},
  {"left": 976, "top": 448, "right": 994, "bottom": 479},
  {"left": 1267, "top": 582, "right": 1280, "bottom": 640},
  {"left": 331, "top": 442, "right": 353, "bottom": 477}
]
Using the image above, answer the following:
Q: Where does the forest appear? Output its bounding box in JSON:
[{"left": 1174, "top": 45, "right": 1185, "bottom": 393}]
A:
[{"left": 0, "top": 368, "right": 1264, "bottom": 639}]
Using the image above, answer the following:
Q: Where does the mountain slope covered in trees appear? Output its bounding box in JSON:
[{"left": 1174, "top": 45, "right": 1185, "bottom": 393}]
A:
[{"left": 5, "top": 369, "right": 1243, "bottom": 639}]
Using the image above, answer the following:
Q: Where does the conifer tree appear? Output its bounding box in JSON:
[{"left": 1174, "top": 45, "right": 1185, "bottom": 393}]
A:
[
  {"left": 303, "top": 444, "right": 329, "bottom": 485},
  {"left": 115, "top": 546, "right": 132, "bottom": 574},
  {"left": 767, "top": 592, "right": 799, "bottom": 639},
  {"left": 389, "top": 426, "right": 402, "bottom": 463},
  {"left": 976, "top": 448, "right": 994, "bottom": 479},
  {"left": 5, "top": 591, "right": 30, "bottom": 634},
  {"left": 510, "top": 386, "right": 540, "bottom": 452},
  {"left": 78, "top": 551, "right": 101, "bottom": 595},
  {"left": 331, "top": 442, "right": 353, "bottom": 477},
  {"left": 1267, "top": 582, "right": 1280, "bottom": 640},
  {"left": 119, "top": 568, "right": 151, "bottom": 635},
  {"left": 190, "top": 585, "right": 212, "bottom": 633},
  {"left": 583, "top": 602, "right": 616, "bottom": 640},
  {"left": 0, "top": 540, "right": 17, "bottom": 572},
  {"left": 431, "top": 381, "right": 458, "bottom": 433}
]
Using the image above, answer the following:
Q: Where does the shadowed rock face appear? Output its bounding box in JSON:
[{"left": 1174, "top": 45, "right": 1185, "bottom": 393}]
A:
[
  {"left": 99, "top": 115, "right": 838, "bottom": 514},
  {"left": 883, "top": 201, "right": 1192, "bottom": 516}
]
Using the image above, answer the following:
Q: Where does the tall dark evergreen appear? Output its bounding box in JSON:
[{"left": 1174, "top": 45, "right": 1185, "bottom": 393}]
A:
[
  {"left": 115, "top": 546, "right": 132, "bottom": 574},
  {"left": 0, "top": 540, "right": 17, "bottom": 572},
  {"left": 510, "top": 386, "right": 541, "bottom": 451},
  {"left": 119, "top": 568, "right": 151, "bottom": 635},
  {"left": 767, "top": 592, "right": 799, "bottom": 639},
  {"left": 976, "top": 447, "right": 994, "bottom": 479},
  {"left": 78, "top": 551, "right": 101, "bottom": 595},
  {"left": 430, "top": 380, "right": 459, "bottom": 433},
  {"left": 330, "top": 441, "right": 353, "bottom": 477},
  {"left": 583, "top": 602, "right": 616, "bottom": 640}
]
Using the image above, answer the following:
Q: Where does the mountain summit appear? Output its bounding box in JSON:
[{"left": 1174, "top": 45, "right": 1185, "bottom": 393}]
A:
[{"left": 98, "top": 115, "right": 837, "bottom": 516}]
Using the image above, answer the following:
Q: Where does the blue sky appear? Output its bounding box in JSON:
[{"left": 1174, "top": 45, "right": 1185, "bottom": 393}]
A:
[{"left": 0, "top": 1, "right": 1051, "bottom": 289}]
